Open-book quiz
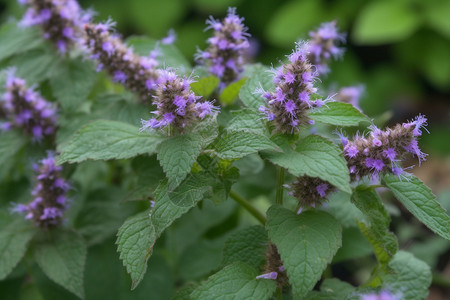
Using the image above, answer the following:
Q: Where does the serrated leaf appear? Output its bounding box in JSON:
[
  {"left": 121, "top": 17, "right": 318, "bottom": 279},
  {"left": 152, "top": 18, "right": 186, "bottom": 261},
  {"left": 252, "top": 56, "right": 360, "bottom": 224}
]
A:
[
  {"left": 352, "top": 186, "right": 398, "bottom": 266},
  {"left": 57, "top": 120, "right": 164, "bottom": 164},
  {"left": 214, "top": 131, "right": 281, "bottom": 160},
  {"left": 190, "top": 76, "right": 219, "bottom": 98},
  {"left": 220, "top": 78, "right": 247, "bottom": 105},
  {"left": 239, "top": 66, "right": 273, "bottom": 110},
  {"left": 0, "top": 22, "right": 43, "bottom": 61},
  {"left": 0, "top": 218, "right": 35, "bottom": 280},
  {"left": 383, "top": 174, "right": 450, "bottom": 240},
  {"left": 0, "top": 130, "right": 26, "bottom": 167},
  {"left": 327, "top": 191, "right": 367, "bottom": 228},
  {"left": 227, "top": 109, "right": 267, "bottom": 135},
  {"left": 116, "top": 212, "right": 156, "bottom": 290},
  {"left": 9, "top": 48, "right": 60, "bottom": 83},
  {"left": 156, "top": 119, "right": 218, "bottom": 187},
  {"left": 34, "top": 230, "right": 87, "bottom": 299},
  {"left": 127, "top": 36, "right": 191, "bottom": 71},
  {"left": 384, "top": 251, "right": 431, "bottom": 300},
  {"left": 353, "top": 1, "right": 420, "bottom": 44},
  {"left": 266, "top": 206, "right": 342, "bottom": 298},
  {"left": 309, "top": 102, "right": 369, "bottom": 126},
  {"left": 333, "top": 227, "right": 373, "bottom": 263},
  {"left": 50, "top": 57, "right": 96, "bottom": 111},
  {"left": 306, "top": 278, "right": 355, "bottom": 300},
  {"left": 263, "top": 135, "right": 351, "bottom": 193},
  {"left": 222, "top": 225, "right": 268, "bottom": 270},
  {"left": 190, "top": 262, "right": 277, "bottom": 300}
]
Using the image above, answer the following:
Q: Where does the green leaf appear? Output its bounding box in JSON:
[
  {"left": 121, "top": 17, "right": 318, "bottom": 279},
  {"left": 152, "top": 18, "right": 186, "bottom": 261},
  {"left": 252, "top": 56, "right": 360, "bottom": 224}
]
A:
[
  {"left": 226, "top": 109, "right": 267, "bottom": 135},
  {"left": 333, "top": 227, "right": 373, "bottom": 263},
  {"left": 127, "top": 36, "right": 191, "bottom": 71},
  {"left": 0, "top": 22, "right": 43, "bottom": 61},
  {"left": 222, "top": 225, "right": 268, "bottom": 270},
  {"left": 352, "top": 186, "right": 398, "bottom": 266},
  {"left": 190, "top": 262, "right": 277, "bottom": 300},
  {"left": 309, "top": 102, "right": 369, "bottom": 126},
  {"left": 57, "top": 120, "right": 165, "bottom": 164},
  {"left": 266, "top": 206, "right": 342, "bottom": 298},
  {"left": 50, "top": 57, "right": 96, "bottom": 111},
  {"left": 190, "top": 76, "right": 219, "bottom": 98},
  {"left": 327, "top": 191, "right": 367, "bottom": 228},
  {"left": 306, "top": 278, "right": 356, "bottom": 300},
  {"left": 384, "top": 251, "right": 431, "bottom": 300},
  {"left": 0, "top": 130, "right": 26, "bottom": 167},
  {"left": 239, "top": 65, "right": 274, "bottom": 110},
  {"left": 9, "top": 48, "right": 60, "bottom": 83},
  {"left": 425, "top": 0, "right": 450, "bottom": 39},
  {"left": 220, "top": 78, "right": 248, "bottom": 105},
  {"left": 214, "top": 131, "right": 281, "bottom": 160},
  {"left": 116, "top": 212, "right": 156, "bottom": 290},
  {"left": 353, "top": 1, "right": 421, "bottom": 44},
  {"left": 263, "top": 135, "right": 351, "bottom": 193},
  {"left": 0, "top": 218, "right": 35, "bottom": 280},
  {"left": 156, "top": 119, "right": 218, "bottom": 187},
  {"left": 383, "top": 174, "right": 450, "bottom": 240},
  {"left": 34, "top": 230, "right": 87, "bottom": 299}
]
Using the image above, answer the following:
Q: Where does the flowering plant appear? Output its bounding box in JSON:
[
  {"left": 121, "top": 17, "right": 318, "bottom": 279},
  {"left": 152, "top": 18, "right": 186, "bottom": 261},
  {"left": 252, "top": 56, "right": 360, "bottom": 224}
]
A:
[{"left": 0, "top": 2, "right": 448, "bottom": 300}]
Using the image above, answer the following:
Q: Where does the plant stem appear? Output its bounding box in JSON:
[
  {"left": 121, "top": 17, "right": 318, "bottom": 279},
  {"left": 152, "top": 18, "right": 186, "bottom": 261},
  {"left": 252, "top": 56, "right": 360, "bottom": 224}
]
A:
[
  {"left": 276, "top": 287, "right": 282, "bottom": 300},
  {"left": 229, "top": 190, "right": 266, "bottom": 225},
  {"left": 276, "top": 167, "right": 285, "bottom": 205}
]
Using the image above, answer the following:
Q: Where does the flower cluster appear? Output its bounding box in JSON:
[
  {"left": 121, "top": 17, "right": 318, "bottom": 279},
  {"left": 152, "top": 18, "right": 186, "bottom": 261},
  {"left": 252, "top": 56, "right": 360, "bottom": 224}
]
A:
[
  {"left": 84, "top": 21, "right": 160, "bottom": 103},
  {"left": 196, "top": 7, "right": 250, "bottom": 88},
  {"left": 0, "top": 73, "right": 57, "bottom": 141},
  {"left": 342, "top": 115, "right": 428, "bottom": 181},
  {"left": 307, "top": 21, "right": 345, "bottom": 74},
  {"left": 288, "top": 175, "right": 332, "bottom": 213},
  {"left": 13, "top": 153, "right": 70, "bottom": 228},
  {"left": 18, "top": 0, "right": 91, "bottom": 53},
  {"left": 334, "top": 85, "right": 364, "bottom": 110},
  {"left": 256, "top": 243, "right": 288, "bottom": 288},
  {"left": 259, "top": 42, "right": 324, "bottom": 134},
  {"left": 140, "top": 70, "right": 218, "bottom": 134},
  {"left": 360, "top": 290, "right": 401, "bottom": 300}
]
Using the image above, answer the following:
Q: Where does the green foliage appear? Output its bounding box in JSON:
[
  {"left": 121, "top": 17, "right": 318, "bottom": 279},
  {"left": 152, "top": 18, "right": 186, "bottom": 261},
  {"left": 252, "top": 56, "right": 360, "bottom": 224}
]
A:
[
  {"left": 306, "top": 278, "right": 356, "bottom": 300},
  {"left": 33, "top": 230, "right": 87, "bottom": 299},
  {"left": 220, "top": 78, "right": 248, "bottom": 105},
  {"left": 0, "top": 22, "right": 43, "bottom": 61},
  {"left": 309, "top": 102, "right": 369, "bottom": 126},
  {"left": 266, "top": 206, "right": 342, "bottom": 298},
  {"left": 190, "top": 76, "right": 219, "bottom": 98},
  {"left": 383, "top": 174, "right": 450, "bottom": 240},
  {"left": 57, "top": 120, "right": 165, "bottom": 164},
  {"left": 239, "top": 65, "right": 273, "bottom": 110},
  {"left": 190, "top": 262, "right": 277, "bottom": 300}
]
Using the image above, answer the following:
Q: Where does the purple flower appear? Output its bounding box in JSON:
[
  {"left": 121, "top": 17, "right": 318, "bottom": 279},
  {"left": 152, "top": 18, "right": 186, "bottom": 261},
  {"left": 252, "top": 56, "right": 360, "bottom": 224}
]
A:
[
  {"left": 360, "top": 290, "right": 401, "bottom": 300},
  {"left": 198, "top": 7, "right": 250, "bottom": 87},
  {"left": 290, "top": 176, "right": 333, "bottom": 210},
  {"left": 256, "top": 272, "right": 278, "bottom": 280},
  {"left": 161, "top": 29, "right": 176, "bottom": 45},
  {"left": 12, "top": 153, "right": 69, "bottom": 228},
  {"left": 335, "top": 85, "right": 364, "bottom": 109},
  {"left": 307, "top": 21, "right": 345, "bottom": 74}
]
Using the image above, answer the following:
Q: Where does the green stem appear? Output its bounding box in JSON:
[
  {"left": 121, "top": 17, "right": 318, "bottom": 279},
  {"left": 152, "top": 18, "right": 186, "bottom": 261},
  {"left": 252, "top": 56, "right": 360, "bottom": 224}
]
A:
[
  {"left": 276, "top": 287, "right": 282, "bottom": 300},
  {"left": 230, "top": 190, "right": 266, "bottom": 225},
  {"left": 276, "top": 167, "right": 285, "bottom": 205}
]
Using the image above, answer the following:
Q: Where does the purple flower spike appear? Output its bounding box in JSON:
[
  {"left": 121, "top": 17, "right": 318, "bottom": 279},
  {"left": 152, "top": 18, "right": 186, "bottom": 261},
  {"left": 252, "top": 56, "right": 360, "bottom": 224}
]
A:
[
  {"left": 335, "top": 85, "right": 364, "bottom": 110},
  {"left": 18, "top": 0, "right": 91, "bottom": 53},
  {"left": 197, "top": 7, "right": 250, "bottom": 87},
  {"left": 307, "top": 21, "right": 345, "bottom": 74},
  {"left": 84, "top": 21, "right": 160, "bottom": 103},
  {"left": 140, "top": 70, "right": 218, "bottom": 134},
  {"left": 12, "top": 153, "right": 69, "bottom": 228},
  {"left": 259, "top": 42, "right": 330, "bottom": 134},
  {"left": 1, "top": 72, "right": 57, "bottom": 141},
  {"left": 290, "top": 176, "right": 333, "bottom": 210},
  {"left": 161, "top": 29, "right": 176, "bottom": 45},
  {"left": 344, "top": 115, "right": 428, "bottom": 181}
]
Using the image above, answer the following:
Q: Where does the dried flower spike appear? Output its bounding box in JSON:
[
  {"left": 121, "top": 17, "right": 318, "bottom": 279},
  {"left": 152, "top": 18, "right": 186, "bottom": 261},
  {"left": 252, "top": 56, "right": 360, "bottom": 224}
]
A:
[
  {"left": 84, "top": 21, "right": 160, "bottom": 103},
  {"left": 140, "top": 70, "right": 218, "bottom": 134},
  {"left": 18, "top": 0, "right": 91, "bottom": 53},
  {"left": 259, "top": 243, "right": 288, "bottom": 288},
  {"left": 197, "top": 7, "right": 250, "bottom": 88},
  {"left": 12, "top": 153, "right": 70, "bottom": 228},
  {"left": 343, "top": 115, "right": 428, "bottom": 181},
  {"left": 307, "top": 21, "right": 345, "bottom": 74},
  {"left": 259, "top": 42, "right": 325, "bottom": 134},
  {"left": 288, "top": 175, "right": 333, "bottom": 211},
  {"left": 0, "top": 72, "right": 57, "bottom": 141}
]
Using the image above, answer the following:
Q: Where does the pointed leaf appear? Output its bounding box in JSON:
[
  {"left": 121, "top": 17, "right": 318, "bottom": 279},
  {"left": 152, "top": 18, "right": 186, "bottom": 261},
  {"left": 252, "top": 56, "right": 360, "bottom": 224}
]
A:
[
  {"left": 34, "top": 230, "right": 87, "bottom": 299},
  {"left": 239, "top": 66, "right": 274, "bottom": 110},
  {"left": 57, "top": 120, "right": 164, "bottom": 164},
  {"left": 309, "top": 102, "right": 369, "bottom": 126},
  {"left": 190, "top": 76, "right": 220, "bottom": 98},
  {"left": 220, "top": 78, "right": 247, "bottom": 105},
  {"left": 266, "top": 206, "right": 342, "bottom": 298},
  {"left": 383, "top": 174, "right": 450, "bottom": 240}
]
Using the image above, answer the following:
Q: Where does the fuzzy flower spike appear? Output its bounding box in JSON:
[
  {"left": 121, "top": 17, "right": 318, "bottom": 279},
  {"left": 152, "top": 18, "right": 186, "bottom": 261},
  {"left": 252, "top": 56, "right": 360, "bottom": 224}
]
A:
[
  {"left": 84, "top": 21, "right": 160, "bottom": 103},
  {"left": 13, "top": 153, "right": 70, "bottom": 228},
  {"left": 0, "top": 72, "right": 57, "bottom": 141},
  {"left": 307, "top": 21, "right": 345, "bottom": 75},
  {"left": 196, "top": 7, "right": 250, "bottom": 88},
  {"left": 288, "top": 175, "right": 333, "bottom": 212},
  {"left": 259, "top": 42, "right": 325, "bottom": 134},
  {"left": 344, "top": 115, "right": 428, "bottom": 181},
  {"left": 140, "top": 70, "right": 218, "bottom": 134},
  {"left": 18, "top": 0, "right": 91, "bottom": 53}
]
